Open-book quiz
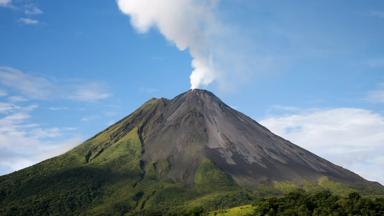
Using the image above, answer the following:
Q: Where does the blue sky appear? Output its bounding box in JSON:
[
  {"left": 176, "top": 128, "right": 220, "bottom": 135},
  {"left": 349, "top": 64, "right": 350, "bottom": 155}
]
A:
[{"left": 0, "top": 0, "right": 384, "bottom": 183}]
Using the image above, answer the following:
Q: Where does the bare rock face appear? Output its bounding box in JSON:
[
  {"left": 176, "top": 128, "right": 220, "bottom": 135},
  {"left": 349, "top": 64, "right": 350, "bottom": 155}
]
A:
[{"left": 105, "top": 89, "right": 369, "bottom": 187}]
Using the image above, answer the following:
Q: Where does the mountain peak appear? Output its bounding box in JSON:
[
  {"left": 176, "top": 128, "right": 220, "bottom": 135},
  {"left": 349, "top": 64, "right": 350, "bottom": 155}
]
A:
[
  {"left": 172, "top": 89, "right": 223, "bottom": 109},
  {"left": 189, "top": 88, "right": 208, "bottom": 92},
  {"left": 179, "top": 88, "right": 215, "bottom": 99},
  {"left": 98, "top": 90, "right": 371, "bottom": 186},
  {"left": 188, "top": 88, "right": 213, "bottom": 95}
]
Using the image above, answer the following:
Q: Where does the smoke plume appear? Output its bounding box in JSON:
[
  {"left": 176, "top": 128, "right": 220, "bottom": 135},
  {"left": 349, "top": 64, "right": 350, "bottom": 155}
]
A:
[{"left": 117, "top": 0, "right": 234, "bottom": 89}]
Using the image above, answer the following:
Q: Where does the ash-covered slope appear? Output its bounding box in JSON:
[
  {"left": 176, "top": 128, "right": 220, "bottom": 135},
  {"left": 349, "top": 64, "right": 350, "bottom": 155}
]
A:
[{"left": 111, "top": 89, "right": 367, "bottom": 186}]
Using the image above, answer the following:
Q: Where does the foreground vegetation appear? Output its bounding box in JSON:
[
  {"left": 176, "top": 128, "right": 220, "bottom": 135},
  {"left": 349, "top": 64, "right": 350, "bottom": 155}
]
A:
[
  {"left": 209, "top": 205, "right": 254, "bottom": 216},
  {"left": 210, "top": 190, "right": 384, "bottom": 216}
]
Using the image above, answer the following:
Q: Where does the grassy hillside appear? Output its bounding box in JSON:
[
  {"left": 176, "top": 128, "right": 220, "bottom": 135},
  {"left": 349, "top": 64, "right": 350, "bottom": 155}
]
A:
[
  {"left": 209, "top": 205, "right": 255, "bottom": 216},
  {"left": 0, "top": 125, "right": 252, "bottom": 215}
]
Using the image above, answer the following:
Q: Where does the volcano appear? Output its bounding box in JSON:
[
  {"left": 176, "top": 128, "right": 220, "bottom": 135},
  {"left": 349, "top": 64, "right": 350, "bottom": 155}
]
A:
[{"left": 0, "top": 89, "right": 382, "bottom": 215}]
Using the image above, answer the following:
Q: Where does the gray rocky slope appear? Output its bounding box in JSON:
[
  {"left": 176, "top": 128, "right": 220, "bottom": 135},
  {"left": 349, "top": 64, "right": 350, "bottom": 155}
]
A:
[{"left": 95, "top": 89, "right": 376, "bottom": 188}]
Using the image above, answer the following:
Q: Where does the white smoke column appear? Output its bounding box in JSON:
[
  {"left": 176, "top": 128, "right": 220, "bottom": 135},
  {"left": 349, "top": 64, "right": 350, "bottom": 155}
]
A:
[{"left": 117, "top": 0, "right": 221, "bottom": 89}]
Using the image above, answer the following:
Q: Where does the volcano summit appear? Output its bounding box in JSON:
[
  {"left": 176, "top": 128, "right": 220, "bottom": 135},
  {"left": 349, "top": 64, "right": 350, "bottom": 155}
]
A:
[{"left": 0, "top": 89, "right": 382, "bottom": 215}]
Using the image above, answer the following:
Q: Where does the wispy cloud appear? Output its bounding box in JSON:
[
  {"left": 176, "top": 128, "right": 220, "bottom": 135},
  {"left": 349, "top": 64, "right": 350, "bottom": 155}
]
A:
[
  {"left": 0, "top": 0, "right": 11, "bottom": 7},
  {"left": 80, "top": 115, "right": 99, "bottom": 122},
  {"left": 18, "top": 17, "right": 39, "bottom": 25},
  {"left": 370, "top": 11, "right": 384, "bottom": 19},
  {"left": 0, "top": 67, "right": 54, "bottom": 99},
  {"left": 68, "top": 82, "right": 111, "bottom": 102},
  {"left": 260, "top": 108, "right": 384, "bottom": 184},
  {"left": 1, "top": 1, "right": 43, "bottom": 25},
  {"left": 0, "top": 66, "right": 112, "bottom": 102},
  {"left": 0, "top": 101, "right": 82, "bottom": 174},
  {"left": 24, "top": 4, "right": 43, "bottom": 15},
  {"left": 7, "top": 96, "right": 28, "bottom": 103},
  {"left": 48, "top": 106, "right": 68, "bottom": 111},
  {"left": 0, "top": 102, "right": 19, "bottom": 114},
  {"left": 0, "top": 90, "right": 7, "bottom": 97}
]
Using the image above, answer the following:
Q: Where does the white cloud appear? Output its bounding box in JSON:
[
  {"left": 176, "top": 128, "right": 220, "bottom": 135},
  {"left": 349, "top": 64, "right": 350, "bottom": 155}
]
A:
[
  {"left": 260, "top": 108, "right": 384, "bottom": 184},
  {"left": 0, "top": 102, "right": 19, "bottom": 114},
  {"left": 0, "top": 67, "right": 54, "bottom": 99},
  {"left": 0, "top": 0, "right": 11, "bottom": 7},
  {"left": 0, "top": 137, "right": 82, "bottom": 174},
  {"left": 117, "top": 0, "right": 256, "bottom": 90},
  {"left": 24, "top": 4, "right": 43, "bottom": 15},
  {"left": 7, "top": 95, "right": 28, "bottom": 103},
  {"left": 68, "top": 82, "right": 111, "bottom": 102},
  {"left": 48, "top": 106, "right": 68, "bottom": 111},
  {"left": 0, "top": 102, "right": 82, "bottom": 175},
  {"left": 80, "top": 115, "right": 98, "bottom": 122},
  {"left": 18, "top": 17, "right": 39, "bottom": 25},
  {"left": 0, "top": 66, "right": 111, "bottom": 102}
]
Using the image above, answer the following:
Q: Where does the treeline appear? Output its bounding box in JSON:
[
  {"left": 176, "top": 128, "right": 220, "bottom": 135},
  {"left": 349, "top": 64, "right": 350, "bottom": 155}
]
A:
[
  {"left": 253, "top": 190, "right": 384, "bottom": 216},
  {"left": 132, "top": 190, "right": 384, "bottom": 216}
]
